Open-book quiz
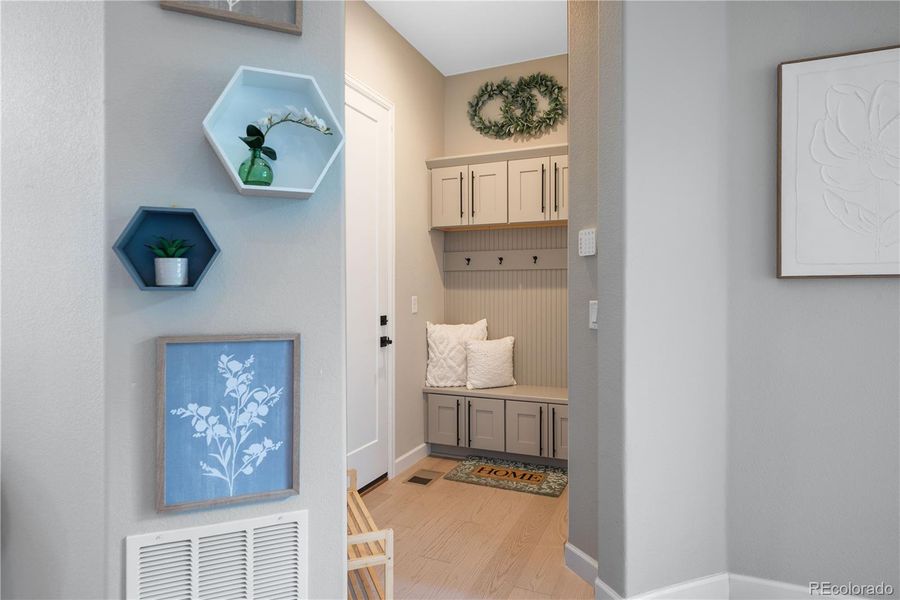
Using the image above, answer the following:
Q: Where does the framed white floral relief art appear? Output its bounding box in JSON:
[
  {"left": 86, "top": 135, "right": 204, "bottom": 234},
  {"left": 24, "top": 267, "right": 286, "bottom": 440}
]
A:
[
  {"left": 156, "top": 334, "right": 300, "bottom": 512},
  {"left": 778, "top": 46, "right": 900, "bottom": 277}
]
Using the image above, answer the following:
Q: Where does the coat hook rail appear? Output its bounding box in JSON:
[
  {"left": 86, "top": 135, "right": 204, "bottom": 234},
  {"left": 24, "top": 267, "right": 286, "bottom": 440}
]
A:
[{"left": 443, "top": 249, "right": 567, "bottom": 272}]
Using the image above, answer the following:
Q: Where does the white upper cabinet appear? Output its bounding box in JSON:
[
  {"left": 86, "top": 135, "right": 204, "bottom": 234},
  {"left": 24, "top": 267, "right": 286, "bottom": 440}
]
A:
[
  {"left": 550, "top": 154, "right": 569, "bottom": 221},
  {"left": 431, "top": 165, "right": 469, "bottom": 228},
  {"left": 470, "top": 161, "right": 508, "bottom": 226},
  {"left": 428, "top": 146, "right": 567, "bottom": 230},
  {"left": 508, "top": 157, "right": 551, "bottom": 224}
]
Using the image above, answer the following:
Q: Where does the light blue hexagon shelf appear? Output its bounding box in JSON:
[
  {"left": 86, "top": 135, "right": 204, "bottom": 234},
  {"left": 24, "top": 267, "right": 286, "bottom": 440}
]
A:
[
  {"left": 113, "top": 206, "right": 221, "bottom": 291},
  {"left": 203, "top": 66, "right": 345, "bottom": 199}
]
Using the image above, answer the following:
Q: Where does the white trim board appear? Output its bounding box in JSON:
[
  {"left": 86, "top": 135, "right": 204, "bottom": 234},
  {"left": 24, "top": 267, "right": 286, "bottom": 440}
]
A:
[
  {"left": 393, "top": 443, "right": 429, "bottom": 478},
  {"left": 565, "top": 542, "right": 599, "bottom": 586},
  {"left": 593, "top": 573, "right": 869, "bottom": 600}
]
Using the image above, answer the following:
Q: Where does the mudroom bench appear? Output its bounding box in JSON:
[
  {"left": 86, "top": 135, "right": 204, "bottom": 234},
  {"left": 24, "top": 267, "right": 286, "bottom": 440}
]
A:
[{"left": 423, "top": 385, "right": 568, "bottom": 461}]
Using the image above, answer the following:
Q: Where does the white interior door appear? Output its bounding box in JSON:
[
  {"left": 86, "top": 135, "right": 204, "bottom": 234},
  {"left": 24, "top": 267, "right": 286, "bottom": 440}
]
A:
[{"left": 345, "top": 77, "right": 394, "bottom": 489}]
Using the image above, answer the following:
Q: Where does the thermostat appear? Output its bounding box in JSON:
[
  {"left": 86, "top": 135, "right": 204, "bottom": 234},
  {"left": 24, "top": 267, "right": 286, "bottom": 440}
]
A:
[{"left": 578, "top": 228, "right": 597, "bottom": 256}]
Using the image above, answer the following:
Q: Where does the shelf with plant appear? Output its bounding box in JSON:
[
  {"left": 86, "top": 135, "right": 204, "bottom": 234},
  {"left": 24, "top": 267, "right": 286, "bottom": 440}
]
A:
[
  {"left": 202, "top": 66, "right": 345, "bottom": 199},
  {"left": 113, "top": 207, "right": 220, "bottom": 291}
]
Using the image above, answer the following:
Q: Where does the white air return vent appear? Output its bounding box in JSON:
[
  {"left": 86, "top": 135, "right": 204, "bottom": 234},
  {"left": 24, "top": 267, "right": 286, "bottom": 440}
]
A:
[{"left": 126, "top": 511, "right": 308, "bottom": 600}]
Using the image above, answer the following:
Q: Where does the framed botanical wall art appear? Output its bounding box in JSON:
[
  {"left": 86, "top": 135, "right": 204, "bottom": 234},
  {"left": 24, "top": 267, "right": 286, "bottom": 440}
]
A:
[
  {"left": 160, "top": 1, "right": 302, "bottom": 36},
  {"left": 157, "top": 334, "right": 300, "bottom": 512},
  {"left": 778, "top": 46, "right": 899, "bottom": 277}
]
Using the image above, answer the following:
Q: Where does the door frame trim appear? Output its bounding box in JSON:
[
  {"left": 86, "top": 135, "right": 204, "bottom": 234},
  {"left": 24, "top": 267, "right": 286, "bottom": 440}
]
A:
[{"left": 344, "top": 73, "right": 398, "bottom": 480}]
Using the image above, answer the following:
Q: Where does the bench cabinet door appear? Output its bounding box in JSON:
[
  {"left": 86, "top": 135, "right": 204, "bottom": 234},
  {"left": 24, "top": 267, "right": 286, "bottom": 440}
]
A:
[
  {"left": 466, "top": 397, "right": 505, "bottom": 452},
  {"left": 427, "top": 394, "right": 464, "bottom": 447},
  {"left": 505, "top": 400, "right": 547, "bottom": 457},
  {"left": 550, "top": 404, "right": 569, "bottom": 459}
]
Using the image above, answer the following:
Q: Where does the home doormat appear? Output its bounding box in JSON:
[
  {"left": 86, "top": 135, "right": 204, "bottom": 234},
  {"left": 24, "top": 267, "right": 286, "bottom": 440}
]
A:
[{"left": 443, "top": 456, "right": 568, "bottom": 497}]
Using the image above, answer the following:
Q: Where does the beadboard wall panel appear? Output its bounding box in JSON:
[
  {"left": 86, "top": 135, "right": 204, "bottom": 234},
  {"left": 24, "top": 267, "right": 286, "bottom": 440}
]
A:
[{"left": 443, "top": 228, "right": 567, "bottom": 387}]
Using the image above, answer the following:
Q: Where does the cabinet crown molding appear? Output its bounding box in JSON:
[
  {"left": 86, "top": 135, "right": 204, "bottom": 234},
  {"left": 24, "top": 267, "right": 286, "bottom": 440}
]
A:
[{"left": 426, "top": 143, "right": 568, "bottom": 170}]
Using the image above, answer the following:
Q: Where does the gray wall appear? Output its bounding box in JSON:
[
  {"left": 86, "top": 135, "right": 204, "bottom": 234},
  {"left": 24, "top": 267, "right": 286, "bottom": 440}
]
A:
[
  {"left": 566, "top": 0, "right": 603, "bottom": 572},
  {"left": 3, "top": 2, "right": 347, "bottom": 598},
  {"left": 103, "top": 2, "right": 346, "bottom": 598},
  {"left": 622, "top": 2, "right": 730, "bottom": 594},
  {"left": 725, "top": 2, "right": 900, "bottom": 595},
  {"left": 345, "top": 0, "right": 446, "bottom": 464},
  {"left": 567, "top": 1, "right": 899, "bottom": 598},
  {"left": 1, "top": 3, "right": 107, "bottom": 598}
]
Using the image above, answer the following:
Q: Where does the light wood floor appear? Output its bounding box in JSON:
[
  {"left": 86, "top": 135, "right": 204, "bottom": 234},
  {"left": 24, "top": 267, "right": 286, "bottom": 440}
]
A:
[{"left": 356, "top": 456, "right": 593, "bottom": 600}]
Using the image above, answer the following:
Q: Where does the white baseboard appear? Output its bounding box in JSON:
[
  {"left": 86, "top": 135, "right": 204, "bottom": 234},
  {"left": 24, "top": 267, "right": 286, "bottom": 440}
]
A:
[
  {"left": 596, "top": 576, "right": 624, "bottom": 600},
  {"left": 392, "top": 442, "right": 428, "bottom": 477},
  {"left": 632, "top": 573, "right": 730, "bottom": 600},
  {"left": 729, "top": 574, "right": 809, "bottom": 599},
  {"left": 729, "top": 573, "right": 867, "bottom": 600},
  {"left": 593, "top": 572, "right": 867, "bottom": 600},
  {"left": 565, "top": 542, "right": 599, "bottom": 586}
]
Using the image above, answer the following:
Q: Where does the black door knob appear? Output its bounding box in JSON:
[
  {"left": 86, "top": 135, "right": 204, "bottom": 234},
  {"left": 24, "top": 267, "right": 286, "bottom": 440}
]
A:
[{"left": 380, "top": 336, "right": 393, "bottom": 348}]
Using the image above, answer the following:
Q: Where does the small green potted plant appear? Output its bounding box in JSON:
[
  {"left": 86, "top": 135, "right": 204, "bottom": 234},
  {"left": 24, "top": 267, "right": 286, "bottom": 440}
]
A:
[
  {"left": 146, "top": 236, "right": 193, "bottom": 287},
  {"left": 238, "top": 105, "right": 333, "bottom": 186}
]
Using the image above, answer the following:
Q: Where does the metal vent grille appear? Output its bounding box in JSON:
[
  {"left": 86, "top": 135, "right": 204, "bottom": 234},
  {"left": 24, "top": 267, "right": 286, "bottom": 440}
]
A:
[
  {"left": 198, "top": 531, "right": 248, "bottom": 600},
  {"left": 126, "top": 511, "right": 307, "bottom": 600},
  {"left": 252, "top": 522, "right": 302, "bottom": 599},
  {"left": 138, "top": 540, "right": 193, "bottom": 600}
]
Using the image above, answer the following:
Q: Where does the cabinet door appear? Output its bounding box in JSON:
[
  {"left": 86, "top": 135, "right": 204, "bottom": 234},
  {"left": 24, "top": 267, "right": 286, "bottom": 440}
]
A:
[
  {"left": 466, "top": 397, "right": 505, "bottom": 452},
  {"left": 431, "top": 166, "right": 469, "bottom": 228},
  {"left": 505, "top": 400, "right": 547, "bottom": 457},
  {"left": 470, "top": 161, "right": 508, "bottom": 226},
  {"left": 550, "top": 155, "right": 569, "bottom": 221},
  {"left": 427, "top": 394, "right": 464, "bottom": 447},
  {"left": 550, "top": 404, "right": 569, "bottom": 459},
  {"left": 508, "top": 157, "right": 550, "bottom": 224}
]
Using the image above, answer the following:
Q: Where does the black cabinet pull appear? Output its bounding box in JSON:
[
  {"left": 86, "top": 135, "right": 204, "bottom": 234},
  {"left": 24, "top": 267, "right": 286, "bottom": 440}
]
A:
[
  {"left": 456, "top": 399, "right": 461, "bottom": 446},
  {"left": 539, "top": 405, "right": 543, "bottom": 456},
  {"left": 541, "top": 163, "right": 546, "bottom": 213},
  {"left": 551, "top": 406, "right": 556, "bottom": 457},
  {"left": 554, "top": 162, "right": 559, "bottom": 213},
  {"left": 459, "top": 172, "right": 464, "bottom": 219},
  {"left": 467, "top": 400, "right": 472, "bottom": 447},
  {"left": 471, "top": 171, "right": 475, "bottom": 218}
]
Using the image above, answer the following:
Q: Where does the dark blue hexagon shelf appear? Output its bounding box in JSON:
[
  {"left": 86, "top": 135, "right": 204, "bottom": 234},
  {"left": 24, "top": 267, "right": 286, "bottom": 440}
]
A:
[{"left": 113, "top": 206, "right": 220, "bottom": 291}]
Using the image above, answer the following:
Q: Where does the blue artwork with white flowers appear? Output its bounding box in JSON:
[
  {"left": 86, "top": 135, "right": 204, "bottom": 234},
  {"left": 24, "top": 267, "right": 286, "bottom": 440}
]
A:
[{"left": 164, "top": 339, "right": 294, "bottom": 507}]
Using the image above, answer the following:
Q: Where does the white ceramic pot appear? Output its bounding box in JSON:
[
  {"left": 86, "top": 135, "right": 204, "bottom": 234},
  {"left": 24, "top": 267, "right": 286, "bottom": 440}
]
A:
[{"left": 155, "top": 257, "right": 189, "bottom": 287}]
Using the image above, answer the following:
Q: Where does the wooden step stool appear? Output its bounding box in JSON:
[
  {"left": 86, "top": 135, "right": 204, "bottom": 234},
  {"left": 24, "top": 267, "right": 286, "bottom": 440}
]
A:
[{"left": 347, "top": 469, "right": 394, "bottom": 600}]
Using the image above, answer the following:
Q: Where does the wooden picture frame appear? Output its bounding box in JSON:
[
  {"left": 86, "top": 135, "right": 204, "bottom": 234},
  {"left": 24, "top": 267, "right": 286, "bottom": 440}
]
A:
[
  {"left": 777, "top": 45, "right": 900, "bottom": 278},
  {"left": 160, "top": 1, "right": 302, "bottom": 36},
  {"left": 157, "top": 334, "right": 301, "bottom": 512}
]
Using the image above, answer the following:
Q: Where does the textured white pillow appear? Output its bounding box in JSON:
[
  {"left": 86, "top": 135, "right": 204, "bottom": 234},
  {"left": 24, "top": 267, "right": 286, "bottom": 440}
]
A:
[
  {"left": 425, "top": 319, "right": 488, "bottom": 387},
  {"left": 465, "top": 337, "right": 516, "bottom": 390}
]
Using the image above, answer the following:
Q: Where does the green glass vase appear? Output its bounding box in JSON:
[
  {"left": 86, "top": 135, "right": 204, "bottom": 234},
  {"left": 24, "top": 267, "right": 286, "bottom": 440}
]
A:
[{"left": 238, "top": 148, "right": 273, "bottom": 186}]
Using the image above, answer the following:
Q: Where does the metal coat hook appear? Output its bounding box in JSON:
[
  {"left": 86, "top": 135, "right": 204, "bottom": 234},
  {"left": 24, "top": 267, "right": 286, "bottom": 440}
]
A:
[
  {"left": 533, "top": 256, "right": 539, "bottom": 264},
  {"left": 465, "top": 257, "right": 471, "bottom": 266},
  {"left": 498, "top": 257, "right": 504, "bottom": 265}
]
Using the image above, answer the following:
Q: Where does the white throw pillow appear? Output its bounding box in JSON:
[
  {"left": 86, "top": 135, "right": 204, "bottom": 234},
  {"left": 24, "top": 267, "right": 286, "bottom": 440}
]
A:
[
  {"left": 465, "top": 337, "right": 516, "bottom": 390},
  {"left": 425, "top": 319, "right": 488, "bottom": 387}
]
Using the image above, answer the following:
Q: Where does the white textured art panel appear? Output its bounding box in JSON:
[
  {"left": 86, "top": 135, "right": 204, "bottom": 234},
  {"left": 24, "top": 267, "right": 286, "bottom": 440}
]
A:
[{"left": 779, "top": 46, "right": 900, "bottom": 277}]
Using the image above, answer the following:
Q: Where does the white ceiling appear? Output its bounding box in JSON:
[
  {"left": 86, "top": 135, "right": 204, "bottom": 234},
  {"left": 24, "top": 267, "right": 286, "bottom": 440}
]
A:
[{"left": 365, "top": 1, "right": 568, "bottom": 76}]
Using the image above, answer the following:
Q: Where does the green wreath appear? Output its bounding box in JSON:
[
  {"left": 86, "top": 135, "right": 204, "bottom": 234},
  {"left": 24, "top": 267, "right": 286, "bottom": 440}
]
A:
[{"left": 467, "top": 72, "right": 567, "bottom": 139}]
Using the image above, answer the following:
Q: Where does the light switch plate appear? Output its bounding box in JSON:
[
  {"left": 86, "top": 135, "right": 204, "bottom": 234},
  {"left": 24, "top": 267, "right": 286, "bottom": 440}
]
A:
[
  {"left": 578, "top": 228, "right": 597, "bottom": 256},
  {"left": 411, "top": 295, "right": 418, "bottom": 314},
  {"left": 589, "top": 300, "right": 598, "bottom": 330}
]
